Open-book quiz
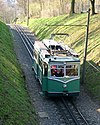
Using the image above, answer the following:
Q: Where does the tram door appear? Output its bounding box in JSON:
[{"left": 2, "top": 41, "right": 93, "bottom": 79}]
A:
[
  {"left": 43, "top": 63, "right": 48, "bottom": 76},
  {"left": 42, "top": 62, "right": 48, "bottom": 91}
]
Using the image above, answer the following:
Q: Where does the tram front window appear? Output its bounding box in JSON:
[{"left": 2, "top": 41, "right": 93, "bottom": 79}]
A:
[
  {"left": 51, "top": 65, "right": 64, "bottom": 77},
  {"left": 66, "top": 65, "right": 78, "bottom": 76},
  {"left": 51, "top": 64, "right": 78, "bottom": 77}
]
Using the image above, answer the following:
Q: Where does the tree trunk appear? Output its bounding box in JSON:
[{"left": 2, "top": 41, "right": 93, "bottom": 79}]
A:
[
  {"left": 38, "top": 0, "right": 43, "bottom": 17},
  {"left": 90, "top": 0, "right": 96, "bottom": 15},
  {"left": 70, "top": 0, "right": 75, "bottom": 15}
]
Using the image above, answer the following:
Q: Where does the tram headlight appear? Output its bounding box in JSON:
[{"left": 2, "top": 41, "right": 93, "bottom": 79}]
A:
[{"left": 63, "top": 84, "right": 67, "bottom": 88}]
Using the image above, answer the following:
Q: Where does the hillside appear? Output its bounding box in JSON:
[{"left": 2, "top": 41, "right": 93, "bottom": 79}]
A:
[
  {"left": 28, "top": 13, "right": 100, "bottom": 102},
  {"left": 0, "top": 22, "right": 39, "bottom": 125}
]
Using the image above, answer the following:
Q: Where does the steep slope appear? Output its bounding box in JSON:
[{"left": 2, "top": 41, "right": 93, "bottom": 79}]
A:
[{"left": 0, "top": 22, "right": 39, "bottom": 124}]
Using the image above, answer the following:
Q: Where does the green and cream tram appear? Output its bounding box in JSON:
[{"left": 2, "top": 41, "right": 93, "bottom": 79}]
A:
[{"left": 32, "top": 40, "right": 80, "bottom": 96}]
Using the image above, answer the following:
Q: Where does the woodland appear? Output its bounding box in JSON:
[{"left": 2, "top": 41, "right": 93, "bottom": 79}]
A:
[{"left": 0, "top": 0, "right": 100, "bottom": 23}]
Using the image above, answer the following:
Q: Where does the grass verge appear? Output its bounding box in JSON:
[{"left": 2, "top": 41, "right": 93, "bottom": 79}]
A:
[{"left": 0, "top": 22, "right": 39, "bottom": 125}]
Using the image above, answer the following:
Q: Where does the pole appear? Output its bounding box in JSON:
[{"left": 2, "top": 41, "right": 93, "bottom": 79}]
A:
[
  {"left": 27, "top": 0, "right": 29, "bottom": 26},
  {"left": 82, "top": 8, "right": 90, "bottom": 84}
]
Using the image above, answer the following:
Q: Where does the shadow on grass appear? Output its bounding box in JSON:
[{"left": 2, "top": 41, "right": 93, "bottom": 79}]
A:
[
  {"left": 80, "top": 60, "right": 100, "bottom": 100},
  {"left": 31, "top": 15, "right": 78, "bottom": 40},
  {"left": 81, "top": 60, "right": 100, "bottom": 84}
]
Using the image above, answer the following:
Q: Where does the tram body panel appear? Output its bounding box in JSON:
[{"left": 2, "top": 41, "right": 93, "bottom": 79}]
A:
[{"left": 44, "top": 77, "right": 80, "bottom": 95}]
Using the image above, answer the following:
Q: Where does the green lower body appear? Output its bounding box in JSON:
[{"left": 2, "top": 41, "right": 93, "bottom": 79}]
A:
[
  {"left": 42, "top": 78, "right": 80, "bottom": 97},
  {"left": 32, "top": 61, "right": 80, "bottom": 97}
]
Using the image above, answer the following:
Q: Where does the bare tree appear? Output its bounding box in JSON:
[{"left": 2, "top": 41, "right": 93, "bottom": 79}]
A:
[
  {"left": 17, "top": 0, "right": 27, "bottom": 16},
  {"left": 89, "top": 0, "right": 96, "bottom": 15},
  {"left": 70, "top": 0, "right": 75, "bottom": 15},
  {"left": 38, "top": 0, "right": 44, "bottom": 17},
  {"left": 0, "top": 1, "right": 7, "bottom": 22},
  {"left": 15, "top": 0, "right": 99, "bottom": 18}
]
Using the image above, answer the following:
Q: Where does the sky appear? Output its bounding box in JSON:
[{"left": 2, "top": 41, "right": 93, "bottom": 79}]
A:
[
  {"left": 5, "top": 0, "right": 17, "bottom": 6},
  {"left": 6, "top": 0, "right": 16, "bottom": 4}
]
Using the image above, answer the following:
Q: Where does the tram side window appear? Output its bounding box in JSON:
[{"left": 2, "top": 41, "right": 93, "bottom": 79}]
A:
[
  {"left": 39, "top": 57, "right": 42, "bottom": 68},
  {"left": 66, "top": 65, "right": 78, "bottom": 76},
  {"left": 34, "top": 51, "right": 37, "bottom": 59},
  {"left": 51, "top": 65, "right": 64, "bottom": 77},
  {"left": 44, "top": 63, "right": 48, "bottom": 76}
]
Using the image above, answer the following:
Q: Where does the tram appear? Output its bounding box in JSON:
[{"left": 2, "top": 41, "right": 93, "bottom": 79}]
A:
[{"left": 32, "top": 38, "right": 80, "bottom": 96}]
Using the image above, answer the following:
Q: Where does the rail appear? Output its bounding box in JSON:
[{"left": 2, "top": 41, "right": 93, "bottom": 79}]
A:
[
  {"left": 14, "top": 25, "right": 34, "bottom": 60},
  {"left": 56, "top": 97, "right": 89, "bottom": 125}
]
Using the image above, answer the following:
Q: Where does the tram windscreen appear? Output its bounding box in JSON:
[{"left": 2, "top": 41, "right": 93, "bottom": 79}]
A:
[
  {"left": 51, "top": 65, "right": 64, "bottom": 77},
  {"left": 66, "top": 65, "right": 78, "bottom": 76},
  {"left": 51, "top": 64, "right": 78, "bottom": 77}
]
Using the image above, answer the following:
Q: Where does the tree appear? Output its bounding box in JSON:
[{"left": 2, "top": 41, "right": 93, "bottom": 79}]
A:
[
  {"left": 89, "top": 0, "right": 96, "bottom": 15},
  {"left": 0, "top": 0, "right": 9, "bottom": 22},
  {"left": 17, "top": 0, "right": 27, "bottom": 16},
  {"left": 70, "top": 0, "right": 75, "bottom": 15}
]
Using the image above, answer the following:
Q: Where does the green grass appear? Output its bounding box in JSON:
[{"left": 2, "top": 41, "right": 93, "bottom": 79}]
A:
[
  {"left": 28, "top": 13, "right": 100, "bottom": 102},
  {"left": 0, "top": 22, "right": 39, "bottom": 125}
]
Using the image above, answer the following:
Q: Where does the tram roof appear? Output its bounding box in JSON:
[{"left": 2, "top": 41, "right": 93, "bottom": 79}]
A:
[
  {"left": 34, "top": 41, "right": 50, "bottom": 58},
  {"left": 34, "top": 40, "right": 47, "bottom": 51},
  {"left": 44, "top": 56, "right": 80, "bottom": 63},
  {"left": 42, "top": 39, "right": 60, "bottom": 47},
  {"left": 42, "top": 39, "right": 78, "bottom": 57},
  {"left": 34, "top": 40, "right": 80, "bottom": 63}
]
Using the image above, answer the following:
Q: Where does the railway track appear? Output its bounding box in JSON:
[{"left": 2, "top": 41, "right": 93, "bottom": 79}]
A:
[
  {"left": 55, "top": 97, "right": 90, "bottom": 125},
  {"left": 14, "top": 25, "right": 34, "bottom": 60}
]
